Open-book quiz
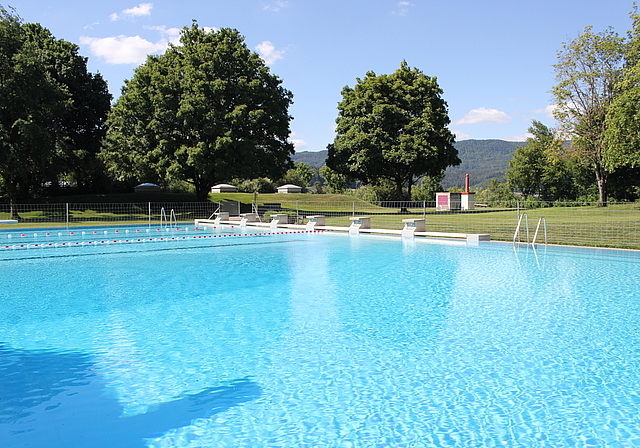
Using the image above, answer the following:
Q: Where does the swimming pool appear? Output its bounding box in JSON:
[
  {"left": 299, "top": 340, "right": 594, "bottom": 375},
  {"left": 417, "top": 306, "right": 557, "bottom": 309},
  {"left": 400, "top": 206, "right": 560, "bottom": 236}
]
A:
[{"left": 2, "top": 228, "right": 640, "bottom": 447}]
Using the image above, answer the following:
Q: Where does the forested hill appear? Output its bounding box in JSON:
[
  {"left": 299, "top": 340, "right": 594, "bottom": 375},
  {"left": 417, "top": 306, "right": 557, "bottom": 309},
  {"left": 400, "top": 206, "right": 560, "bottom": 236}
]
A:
[
  {"left": 291, "top": 139, "right": 522, "bottom": 189},
  {"left": 291, "top": 150, "right": 328, "bottom": 168},
  {"left": 441, "top": 139, "right": 523, "bottom": 189}
]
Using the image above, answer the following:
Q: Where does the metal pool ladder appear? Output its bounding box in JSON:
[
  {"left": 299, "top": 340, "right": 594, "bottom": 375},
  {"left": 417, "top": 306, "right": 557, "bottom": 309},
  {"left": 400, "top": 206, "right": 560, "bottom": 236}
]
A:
[
  {"left": 532, "top": 217, "right": 547, "bottom": 246},
  {"left": 160, "top": 208, "right": 177, "bottom": 227},
  {"left": 514, "top": 213, "right": 547, "bottom": 246}
]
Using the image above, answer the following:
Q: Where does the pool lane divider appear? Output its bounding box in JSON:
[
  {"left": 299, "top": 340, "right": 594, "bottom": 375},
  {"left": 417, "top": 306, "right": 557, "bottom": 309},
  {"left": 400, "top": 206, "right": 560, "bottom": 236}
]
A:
[{"left": 1, "top": 229, "right": 325, "bottom": 250}]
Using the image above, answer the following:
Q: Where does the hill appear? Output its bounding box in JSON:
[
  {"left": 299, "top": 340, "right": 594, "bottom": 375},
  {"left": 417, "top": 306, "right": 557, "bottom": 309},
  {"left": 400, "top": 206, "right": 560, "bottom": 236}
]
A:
[
  {"left": 291, "top": 139, "right": 523, "bottom": 189},
  {"left": 291, "top": 150, "right": 328, "bottom": 167},
  {"left": 442, "top": 139, "right": 522, "bottom": 189}
]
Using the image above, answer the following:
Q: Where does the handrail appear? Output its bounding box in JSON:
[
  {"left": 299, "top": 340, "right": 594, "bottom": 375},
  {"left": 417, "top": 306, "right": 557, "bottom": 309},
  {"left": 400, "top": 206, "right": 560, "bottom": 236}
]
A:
[
  {"left": 207, "top": 204, "right": 221, "bottom": 220},
  {"left": 513, "top": 212, "right": 529, "bottom": 244},
  {"left": 251, "top": 202, "right": 262, "bottom": 222},
  {"left": 160, "top": 207, "right": 167, "bottom": 227},
  {"left": 532, "top": 217, "right": 547, "bottom": 246},
  {"left": 170, "top": 209, "right": 177, "bottom": 226}
]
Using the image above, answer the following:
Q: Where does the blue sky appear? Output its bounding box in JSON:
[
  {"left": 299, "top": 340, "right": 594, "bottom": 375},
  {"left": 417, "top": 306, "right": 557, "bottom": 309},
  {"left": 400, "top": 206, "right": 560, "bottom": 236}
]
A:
[{"left": 9, "top": 0, "right": 637, "bottom": 151}]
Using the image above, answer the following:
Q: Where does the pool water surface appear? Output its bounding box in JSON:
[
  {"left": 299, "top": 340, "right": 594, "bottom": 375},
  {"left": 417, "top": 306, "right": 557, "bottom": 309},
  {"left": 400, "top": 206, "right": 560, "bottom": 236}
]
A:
[{"left": 1, "top": 229, "right": 640, "bottom": 447}]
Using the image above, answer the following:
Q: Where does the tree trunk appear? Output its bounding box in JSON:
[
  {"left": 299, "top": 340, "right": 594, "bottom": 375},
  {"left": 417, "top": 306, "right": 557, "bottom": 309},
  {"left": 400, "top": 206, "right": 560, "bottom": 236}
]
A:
[
  {"left": 594, "top": 162, "right": 608, "bottom": 207},
  {"left": 195, "top": 185, "right": 210, "bottom": 202},
  {"left": 394, "top": 179, "right": 404, "bottom": 201},
  {"left": 6, "top": 182, "right": 22, "bottom": 220},
  {"left": 9, "top": 200, "right": 21, "bottom": 221}
]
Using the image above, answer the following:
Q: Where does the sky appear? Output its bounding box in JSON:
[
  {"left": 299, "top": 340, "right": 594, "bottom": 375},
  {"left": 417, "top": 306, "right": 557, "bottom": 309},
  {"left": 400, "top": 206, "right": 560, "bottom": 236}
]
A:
[{"left": 7, "top": 0, "right": 638, "bottom": 151}]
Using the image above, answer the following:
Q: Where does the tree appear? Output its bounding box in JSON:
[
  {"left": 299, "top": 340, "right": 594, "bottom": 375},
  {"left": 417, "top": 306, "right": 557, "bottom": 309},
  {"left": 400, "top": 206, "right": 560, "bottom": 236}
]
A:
[
  {"left": 319, "top": 163, "right": 350, "bottom": 194},
  {"left": 506, "top": 121, "right": 548, "bottom": 197},
  {"left": 282, "top": 162, "right": 313, "bottom": 186},
  {"left": 102, "top": 24, "right": 294, "bottom": 201},
  {"left": 0, "top": 6, "right": 110, "bottom": 202},
  {"left": 506, "top": 120, "right": 574, "bottom": 201},
  {"left": 474, "top": 179, "right": 517, "bottom": 206},
  {"left": 326, "top": 61, "right": 460, "bottom": 200},
  {"left": 411, "top": 173, "right": 443, "bottom": 201},
  {"left": 552, "top": 26, "right": 626, "bottom": 206},
  {"left": 604, "top": 9, "right": 640, "bottom": 171}
]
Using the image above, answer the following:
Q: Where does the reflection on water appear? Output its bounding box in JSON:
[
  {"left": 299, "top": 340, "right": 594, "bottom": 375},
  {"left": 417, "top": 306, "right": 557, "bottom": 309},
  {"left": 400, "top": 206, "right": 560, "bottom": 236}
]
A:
[{"left": 0, "top": 345, "right": 261, "bottom": 448}]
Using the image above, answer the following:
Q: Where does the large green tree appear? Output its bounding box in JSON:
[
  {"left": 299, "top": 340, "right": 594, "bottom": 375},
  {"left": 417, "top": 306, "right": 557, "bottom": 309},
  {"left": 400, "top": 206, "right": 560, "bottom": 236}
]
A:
[
  {"left": 552, "top": 26, "right": 626, "bottom": 206},
  {"left": 319, "top": 162, "right": 350, "bottom": 194},
  {"left": 326, "top": 61, "right": 459, "bottom": 200},
  {"left": 506, "top": 120, "right": 574, "bottom": 201},
  {"left": 0, "top": 6, "right": 110, "bottom": 201},
  {"left": 604, "top": 9, "right": 640, "bottom": 171},
  {"left": 102, "top": 24, "right": 294, "bottom": 201}
]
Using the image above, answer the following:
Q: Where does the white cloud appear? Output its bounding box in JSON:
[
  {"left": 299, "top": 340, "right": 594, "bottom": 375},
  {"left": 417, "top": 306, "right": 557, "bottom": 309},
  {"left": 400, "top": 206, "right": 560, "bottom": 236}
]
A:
[
  {"left": 393, "top": 1, "right": 414, "bottom": 16},
  {"left": 110, "top": 3, "right": 153, "bottom": 21},
  {"left": 503, "top": 134, "right": 533, "bottom": 142},
  {"left": 452, "top": 130, "right": 472, "bottom": 140},
  {"left": 288, "top": 132, "right": 308, "bottom": 150},
  {"left": 255, "top": 41, "right": 285, "bottom": 65},
  {"left": 453, "top": 107, "right": 512, "bottom": 125},
  {"left": 532, "top": 104, "right": 557, "bottom": 119},
  {"left": 263, "top": 1, "right": 289, "bottom": 12},
  {"left": 290, "top": 139, "right": 308, "bottom": 150},
  {"left": 80, "top": 35, "right": 167, "bottom": 64},
  {"left": 145, "top": 25, "right": 182, "bottom": 45}
]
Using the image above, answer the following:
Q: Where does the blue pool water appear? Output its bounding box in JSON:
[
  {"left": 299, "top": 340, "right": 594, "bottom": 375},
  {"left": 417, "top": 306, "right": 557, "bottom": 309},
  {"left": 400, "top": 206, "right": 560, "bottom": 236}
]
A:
[
  {"left": 2, "top": 228, "right": 640, "bottom": 447},
  {"left": 0, "top": 224, "right": 275, "bottom": 252}
]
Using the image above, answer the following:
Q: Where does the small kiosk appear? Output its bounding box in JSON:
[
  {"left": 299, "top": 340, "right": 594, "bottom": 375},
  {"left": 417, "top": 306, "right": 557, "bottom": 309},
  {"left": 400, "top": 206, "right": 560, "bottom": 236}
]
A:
[{"left": 436, "top": 174, "right": 475, "bottom": 211}]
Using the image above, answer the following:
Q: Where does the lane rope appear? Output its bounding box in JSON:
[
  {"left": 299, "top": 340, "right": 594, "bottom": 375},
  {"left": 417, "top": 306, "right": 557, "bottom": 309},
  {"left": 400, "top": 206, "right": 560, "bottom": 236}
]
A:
[{"left": 1, "top": 229, "right": 324, "bottom": 250}]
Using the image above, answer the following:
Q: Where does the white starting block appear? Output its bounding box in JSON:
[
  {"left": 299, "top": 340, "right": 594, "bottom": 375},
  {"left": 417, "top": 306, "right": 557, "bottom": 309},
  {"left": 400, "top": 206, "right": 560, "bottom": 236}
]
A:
[
  {"left": 306, "top": 215, "right": 325, "bottom": 231},
  {"left": 239, "top": 213, "right": 258, "bottom": 226},
  {"left": 401, "top": 218, "right": 425, "bottom": 238},
  {"left": 213, "top": 212, "right": 229, "bottom": 225},
  {"left": 270, "top": 213, "right": 289, "bottom": 229},
  {"left": 349, "top": 216, "right": 370, "bottom": 235}
]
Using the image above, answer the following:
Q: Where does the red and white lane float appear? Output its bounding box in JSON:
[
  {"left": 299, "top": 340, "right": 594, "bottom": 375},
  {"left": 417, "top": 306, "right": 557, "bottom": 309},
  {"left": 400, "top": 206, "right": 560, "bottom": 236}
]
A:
[{"left": 1, "top": 229, "right": 324, "bottom": 250}]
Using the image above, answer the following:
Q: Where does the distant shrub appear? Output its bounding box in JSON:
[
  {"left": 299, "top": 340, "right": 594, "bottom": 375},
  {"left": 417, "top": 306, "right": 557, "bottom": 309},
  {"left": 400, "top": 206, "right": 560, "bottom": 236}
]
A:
[{"left": 234, "top": 178, "right": 275, "bottom": 193}]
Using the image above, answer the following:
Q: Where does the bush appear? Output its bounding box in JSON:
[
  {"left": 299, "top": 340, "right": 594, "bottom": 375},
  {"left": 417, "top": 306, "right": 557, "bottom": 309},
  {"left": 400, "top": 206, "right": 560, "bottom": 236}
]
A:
[
  {"left": 345, "top": 180, "right": 397, "bottom": 201},
  {"left": 168, "top": 180, "right": 195, "bottom": 193},
  {"left": 234, "top": 177, "right": 276, "bottom": 193}
]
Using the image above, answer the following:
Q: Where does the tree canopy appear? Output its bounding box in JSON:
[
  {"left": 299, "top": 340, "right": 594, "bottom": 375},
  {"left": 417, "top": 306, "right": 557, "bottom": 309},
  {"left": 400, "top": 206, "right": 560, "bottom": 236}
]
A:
[
  {"left": 102, "top": 24, "right": 294, "bottom": 201},
  {"left": 326, "top": 61, "right": 459, "bottom": 200},
  {"left": 552, "top": 26, "right": 626, "bottom": 206},
  {"left": 506, "top": 121, "right": 575, "bottom": 201},
  {"left": 0, "top": 6, "right": 111, "bottom": 202},
  {"left": 604, "top": 9, "right": 640, "bottom": 171}
]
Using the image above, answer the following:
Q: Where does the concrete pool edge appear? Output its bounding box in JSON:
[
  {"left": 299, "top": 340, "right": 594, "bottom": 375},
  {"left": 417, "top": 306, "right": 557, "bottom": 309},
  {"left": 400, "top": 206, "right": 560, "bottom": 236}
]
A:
[{"left": 194, "top": 218, "right": 491, "bottom": 243}]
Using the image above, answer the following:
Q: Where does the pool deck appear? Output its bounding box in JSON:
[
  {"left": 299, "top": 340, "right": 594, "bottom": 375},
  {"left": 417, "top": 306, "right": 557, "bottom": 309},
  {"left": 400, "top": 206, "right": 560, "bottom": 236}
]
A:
[{"left": 194, "top": 219, "right": 490, "bottom": 243}]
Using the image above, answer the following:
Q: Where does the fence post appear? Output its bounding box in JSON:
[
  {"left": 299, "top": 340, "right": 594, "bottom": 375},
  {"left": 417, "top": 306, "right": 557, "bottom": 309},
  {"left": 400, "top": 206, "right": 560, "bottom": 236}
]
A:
[
  {"left": 66, "top": 203, "right": 69, "bottom": 227},
  {"left": 148, "top": 202, "right": 151, "bottom": 227},
  {"left": 352, "top": 201, "right": 355, "bottom": 217}
]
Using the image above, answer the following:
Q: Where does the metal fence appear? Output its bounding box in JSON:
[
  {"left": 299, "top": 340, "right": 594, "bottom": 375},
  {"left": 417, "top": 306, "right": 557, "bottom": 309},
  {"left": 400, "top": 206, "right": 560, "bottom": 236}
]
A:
[
  {"left": 1, "top": 200, "right": 640, "bottom": 249},
  {"left": 261, "top": 200, "right": 640, "bottom": 249},
  {"left": 0, "top": 202, "right": 219, "bottom": 226}
]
